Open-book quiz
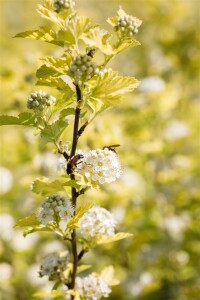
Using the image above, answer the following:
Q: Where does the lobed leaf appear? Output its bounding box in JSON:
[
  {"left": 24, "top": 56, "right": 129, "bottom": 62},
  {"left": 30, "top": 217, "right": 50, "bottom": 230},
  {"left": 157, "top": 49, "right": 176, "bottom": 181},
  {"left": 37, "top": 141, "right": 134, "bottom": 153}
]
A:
[
  {"left": 97, "top": 232, "right": 133, "bottom": 244},
  {"left": 67, "top": 15, "right": 93, "bottom": 40},
  {"left": 87, "top": 70, "right": 139, "bottom": 106},
  {"left": 36, "top": 76, "right": 74, "bottom": 95},
  {"left": 15, "top": 216, "right": 40, "bottom": 228},
  {"left": 31, "top": 177, "right": 79, "bottom": 196},
  {"left": 81, "top": 27, "right": 113, "bottom": 55},
  {"left": 40, "top": 119, "right": 68, "bottom": 144},
  {"left": 36, "top": 65, "right": 63, "bottom": 78},
  {"left": 0, "top": 112, "right": 36, "bottom": 127},
  {"left": 33, "top": 290, "right": 63, "bottom": 299},
  {"left": 23, "top": 226, "right": 52, "bottom": 237},
  {"left": 114, "top": 38, "right": 140, "bottom": 55},
  {"left": 67, "top": 203, "right": 94, "bottom": 229},
  {"left": 40, "top": 53, "right": 72, "bottom": 71},
  {"left": 14, "top": 27, "right": 64, "bottom": 47},
  {"left": 37, "top": 2, "right": 65, "bottom": 29},
  {"left": 59, "top": 108, "right": 75, "bottom": 119},
  {"left": 31, "top": 178, "right": 65, "bottom": 195}
]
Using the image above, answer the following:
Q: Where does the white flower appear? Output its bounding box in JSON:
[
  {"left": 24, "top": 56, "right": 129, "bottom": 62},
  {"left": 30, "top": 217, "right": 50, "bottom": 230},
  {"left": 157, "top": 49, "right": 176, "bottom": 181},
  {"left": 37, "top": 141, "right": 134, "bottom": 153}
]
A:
[
  {"left": 164, "top": 120, "right": 190, "bottom": 141},
  {"left": 76, "top": 148, "right": 121, "bottom": 184},
  {"left": 37, "top": 194, "right": 74, "bottom": 225},
  {"left": 0, "top": 166, "right": 13, "bottom": 194},
  {"left": 76, "top": 274, "right": 111, "bottom": 300},
  {"left": 38, "top": 209, "right": 54, "bottom": 225},
  {"left": 40, "top": 253, "right": 67, "bottom": 280},
  {"left": 78, "top": 206, "right": 116, "bottom": 240}
]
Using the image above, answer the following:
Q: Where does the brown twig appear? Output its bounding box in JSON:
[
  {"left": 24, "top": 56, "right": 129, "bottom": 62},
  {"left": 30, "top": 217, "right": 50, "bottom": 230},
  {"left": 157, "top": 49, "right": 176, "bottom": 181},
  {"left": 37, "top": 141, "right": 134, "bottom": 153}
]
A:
[{"left": 69, "top": 84, "right": 82, "bottom": 297}]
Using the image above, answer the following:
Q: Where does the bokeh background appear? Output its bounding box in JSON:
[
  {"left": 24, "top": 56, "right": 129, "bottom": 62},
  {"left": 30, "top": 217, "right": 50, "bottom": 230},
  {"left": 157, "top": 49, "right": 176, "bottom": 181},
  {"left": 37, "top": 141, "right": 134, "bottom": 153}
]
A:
[{"left": 0, "top": 0, "right": 200, "bottom": 299}]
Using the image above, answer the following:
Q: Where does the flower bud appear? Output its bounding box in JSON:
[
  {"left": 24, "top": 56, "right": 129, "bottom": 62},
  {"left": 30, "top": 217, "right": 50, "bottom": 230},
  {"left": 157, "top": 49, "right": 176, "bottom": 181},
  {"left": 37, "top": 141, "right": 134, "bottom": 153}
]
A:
[
  {"left": 53, "top": 0, "right": 75, "bottom": 13},
  {"left": 68, "top": 54, "right": 99, "bottom": 83},
  {"left": 27, "top": 90, "right": 56, "bottom": 111}
]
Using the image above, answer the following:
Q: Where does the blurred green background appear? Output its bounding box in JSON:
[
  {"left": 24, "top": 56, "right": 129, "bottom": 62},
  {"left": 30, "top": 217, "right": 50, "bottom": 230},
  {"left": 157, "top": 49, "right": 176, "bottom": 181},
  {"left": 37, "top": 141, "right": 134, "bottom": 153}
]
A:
[{"left": 0, "top": 0, "right": 200, "bottom": 299}]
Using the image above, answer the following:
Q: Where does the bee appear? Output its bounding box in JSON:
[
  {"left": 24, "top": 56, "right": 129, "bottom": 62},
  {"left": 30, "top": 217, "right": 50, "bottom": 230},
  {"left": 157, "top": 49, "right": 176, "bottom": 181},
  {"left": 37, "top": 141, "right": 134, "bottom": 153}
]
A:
[
  {"left": 103, "top": 144, "right": 120, "bottom": 153},
  {"left": 66, "top": 154, "right": 84, "bottom": 175}
]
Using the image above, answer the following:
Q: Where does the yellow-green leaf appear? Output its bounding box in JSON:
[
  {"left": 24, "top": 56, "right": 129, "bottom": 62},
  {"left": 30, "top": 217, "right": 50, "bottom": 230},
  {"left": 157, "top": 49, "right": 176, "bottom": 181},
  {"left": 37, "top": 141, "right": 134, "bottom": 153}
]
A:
[
  {"left": 77, "top": 264, "right": 91, "bottom": 273},
  {"left": 97, "top": 232, "right": 133, "bottom": 244},
  {"left": 14, "top": 27, "right": 64, "bottom": 47},
  {"left": 40, "top": 119, "right": 68, "bottom": 144},
  {"left": 37, "top": 2, "right": 65, "bottom": 29},
  {"left": 36, "top": 77, "right": 74, "bottom": 94},
  {"left": 0, "top": 113, "right": 36, "bottom": 127},
  {"left": 114, "top": 39, "right": 140, "bottom": 55},
  {"left": 15, "top": 216, "right": 40, "bottom": 228},
  {"left": 33, "top": 290, "right": 63, "bottom": 299},
  {"left": 81, "top": 27, "right": 113, "bottom": 55},
  {"left": 87, "top": 70, "right": 139, "bottom": 106},
  {"left": 31, "top": 178, "right": 65, "bottom": 195},
  {"left": 67, "top": 203, "right": 94, "bottom": 229}
]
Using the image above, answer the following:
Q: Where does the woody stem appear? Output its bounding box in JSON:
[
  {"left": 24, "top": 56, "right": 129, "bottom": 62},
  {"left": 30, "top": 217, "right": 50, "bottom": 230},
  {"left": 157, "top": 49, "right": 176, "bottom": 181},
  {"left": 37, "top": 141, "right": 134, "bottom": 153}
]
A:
[{"left": 69, "top": 84, "right": 82, "bottom": 298}]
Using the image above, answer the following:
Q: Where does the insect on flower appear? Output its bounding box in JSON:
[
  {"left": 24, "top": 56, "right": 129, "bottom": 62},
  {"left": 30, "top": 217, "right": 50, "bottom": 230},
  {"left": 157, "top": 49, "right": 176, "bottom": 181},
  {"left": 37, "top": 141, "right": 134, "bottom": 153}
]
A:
[
  {"left": 66, "top": 154, "right": 84, "bottom": 175},
  {"left": 103, "top": 144, "right": 120, "bottom": 153}
]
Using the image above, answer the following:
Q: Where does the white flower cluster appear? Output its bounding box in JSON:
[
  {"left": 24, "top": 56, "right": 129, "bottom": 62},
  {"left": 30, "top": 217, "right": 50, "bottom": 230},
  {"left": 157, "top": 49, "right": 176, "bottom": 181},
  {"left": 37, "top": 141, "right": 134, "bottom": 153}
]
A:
[
  {"left": 76, "top": 273, "right": 111, "bottom": 300},
  {"left": 68, "top": 54, "right": 99, "bottom": 82},
  {"left": 78, "top": 206, "right": 116, "bottom": 240},
  {"left": 27, "top": 90, "right": 56, "bottom": 111},
  {"left": 53, "top": 0, "right": 75, "bottom": 12},
  {"left": 38, "top": 194, "right": 74, "bottom": 225},
  {"left": 76, "top": 148, "right": 121, "bottom": 184},
  {"left": 39, "top": 253, "right": 67, "bottom": 280},
  {"left": 115, "top": 14, "right": 141, "bottom": 36}
]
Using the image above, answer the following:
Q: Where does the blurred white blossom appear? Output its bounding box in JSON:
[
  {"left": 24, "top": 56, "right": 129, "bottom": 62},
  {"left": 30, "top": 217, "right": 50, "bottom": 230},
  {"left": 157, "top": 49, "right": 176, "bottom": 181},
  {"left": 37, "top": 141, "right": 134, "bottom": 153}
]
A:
[
  {"left": 163, "top": 214, "right": 190, "bottom": 240},
  {"left": 129, "top": 272, "right": 153, "bottom": 296},
  {"left": 33, "top": 152, "right": 58, "bottom": 174},
  {"left": 78, "top": 206, "right": 116, "bottom": 240},
  {"left": 0, "top": 166, "right": 13, "bottom": 194},
  {"left": 164, "top": 120, "right": 190, "bottom": 141},
  {"left": 11, "top": 231, "right": 38, "bottom": 251},
  {"left": 139, "top": 76, "right": 165, "bottom": 92},
  {"left": 76, "top": 273, "right": 111, "bottom": 300},
  {"left": 0, "top": 213, "right": 15, "bottom": 241},
  {"left": 0, "top": 263, "right": 13, "bottom": 282}
]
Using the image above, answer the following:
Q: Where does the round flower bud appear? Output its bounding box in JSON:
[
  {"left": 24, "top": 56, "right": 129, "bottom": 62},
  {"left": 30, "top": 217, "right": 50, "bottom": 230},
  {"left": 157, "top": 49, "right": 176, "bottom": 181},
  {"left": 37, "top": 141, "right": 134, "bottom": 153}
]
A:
[
  {"left": 53, "top": 0, "right": 75, "bottom": 13},
  {"left": 27, "top": 90, "right": 56, "bottom": 111},
  {"left": 78, "top": 206, "right": 116, "bottom": 240},
  {"left": 68, "top": 54, "right": 99, "bottom": 83},
  {"left": 39, "top": 252, "right": 68, "bottom": 281},
  {"left": 76, "top": 148, "right": 121, "bottom": 184},
  {"left": 115, "top": 14, "right": 141, "bottom": 37},
  {"left": 38, "top": 194, "right": 74, "bottom": 225},
  {"left": 76, "top": 274, "right": 111, "bottom": 300}
]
